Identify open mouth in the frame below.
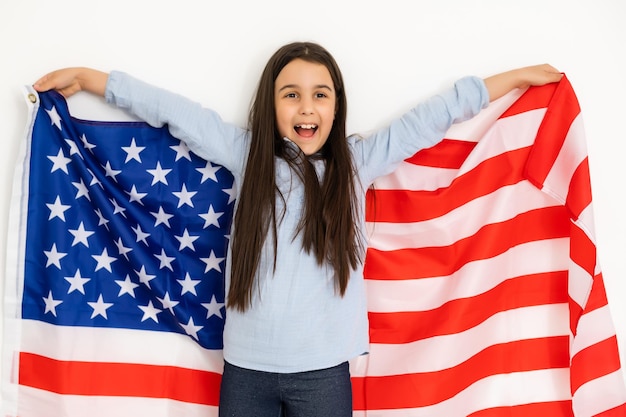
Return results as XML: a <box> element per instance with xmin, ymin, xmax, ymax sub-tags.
<box><xmin>294</xmin><ymin>123</ymin><xmax>318</xmax><ymax>138</ymax></box>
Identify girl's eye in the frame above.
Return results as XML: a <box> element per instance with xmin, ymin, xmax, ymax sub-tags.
<box><xmin>316</xmin><ymin>92</ymin><xmax>327</xmax><ymax>99</ymax></box>
<box><xmin>285</xmin><ymin>92</ymin><xmax>298</xmax><ymax>98</ymax></box>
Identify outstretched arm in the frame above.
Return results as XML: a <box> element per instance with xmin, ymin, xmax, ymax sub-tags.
<box><xmin>484</xmin><ymin>64</ymin><xmax>562</xmax><ymax>102</ymax></box>
<box><xmin>33</xmin><ymin>67</ymin><xmax>109</xmax><ymax>97</ymax></box>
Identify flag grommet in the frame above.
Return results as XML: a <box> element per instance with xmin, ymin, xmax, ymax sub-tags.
<box><xmin>27</xmin><ymin>93</ymin><xmax>37</xmax><ymax>104</ymax></box>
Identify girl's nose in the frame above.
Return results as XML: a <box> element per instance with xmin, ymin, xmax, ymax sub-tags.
<box><xmin>299</xmin><ymin>97</ymin><xmax>314</xmax><ymax>115</ymax></box>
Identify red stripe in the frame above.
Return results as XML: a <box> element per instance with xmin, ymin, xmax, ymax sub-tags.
<box><xmin>18</xmin><ymin>352</ymin><xmax>221</xmax><ymax>406</ymax></box>
<box><xmin>596</xmin><ymin>404</ymin><xmax>626</xmax><ymax>417</ymax></box>
<box><xmin>367</xmin><ymin>146</ymin><xmax>532</xmax><ymax>223</ymax></box>
<box><xmin>566</xmin><ymin>158</ymin><xmax>592</xmax><ymax>220</ymax></box>
<box><xmin>369</xmin><ymin>271</ymin><xmax>567</xmax><ymax>344</ymax></box>
<box><xmin>571</xmin><ymin>336</ymin><xmax>622</xmax><ymax>394</ymax></box>
<box><xmin>364</xmin><ymin>206</ymin><xmax>569</xmax><ymax>280</ymax></box>
<box><xmin>585</xmin><ymin>272</ymin><xmax>609</xmax><ymax>313</ymax></box>
<box><xmin>406</xmin><ymin>139</ymin><xmax>477</xmax><ymax>169</ymax></box>
<box><xmin>467</xmin><ymin>401</ymin><xmax>574</xmax><ymax>417</ymax></box>
<box><xmin>569</xmin><ymin>222</ymin><xmax>596</xmax><ymax>277</ymax></box>
<box><xmin>352</xmin><ymin>336</ymin><xmax>569</xmax><ymax>410</ymax></box>
<box><xmin>500</xmin><ymin>83</ymin><xmax>557</xmax><ymax>119</ymax></box>
<box><xmin>525</xmin><ymin>76</ymin><xmax>581</xmax><ymax>189</ymax></box>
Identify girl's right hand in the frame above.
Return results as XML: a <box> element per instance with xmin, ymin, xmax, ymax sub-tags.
<box><xmin>33</xmin><ymin>67</ymin><xmax>109</xmax><ymax>98</ymax></box>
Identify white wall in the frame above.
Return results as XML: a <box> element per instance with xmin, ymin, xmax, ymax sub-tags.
<box><xmin>1</xmin><ymin>0</ymin><xmax>624</xmax><ymax>384</ymax></box>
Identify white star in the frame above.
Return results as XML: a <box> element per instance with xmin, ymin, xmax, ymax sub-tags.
<box><xmin>173</xmin><ymin>184</ymin><xmax>197</xmax><ymax>208</ymax></box>
<box><xmin>115</xmin><ymin>274</ymin><xmax>139</xmax><ymax>297</ymax></box>
<box><xmin>154</xmin><ymin>248</ymin><xmax>175</xmax><ymax>271</ymax></box>
<box><xmin>102</xmin><ymin>161</ymin><xmax>122</xmax><ymax>181</ymax></box>
<box><xmin>80</xmin><ymin>134</ymin><xmax>96</xmax><ymax>152</ymax></box>
<box><xmin>175</xmin><ymin>228</ymin><xmax>199</xmax><ymax>251</ymax></box>
<box><xmin>65</xmin><ymin>139</ymin><xmax>82</xmax><ymax>158</ymax></box>
<box><xmin>109</xmin><ymin>198</ymin><xmax>127</xmax><ymax>218</ymax></box>
<box><xmin>138</xmin><ymin>300</ymin><xmax>161</xmax><ymax>323</ymax></box>
<box><xmin>158</xmin><ymin>292</ymin><xmax>179</xmax><ymax>315</ymax></box>
<box><xmin>201</xmin><ymin>250</ymin><xmax>225</xmax><ymax>273</ymax></box>
<box><xmin>44</xmin><ymin>243</ymin><xmax>67</xmax><ymax>269</ymax></box>
<box><xmin>88</xmin><ymin>294</ymin><xmax>113</xmax><ymax>319</ymax></box>
<box><xmin>135</xmin><ymin>265</ymin><xmax>157</xmax><ymax>289</ymax></box>
<box><xmin>114</xmin><ymin>238</ymin><xmax>133</xmax><ymax>260</ymax></box>
<box><xmin>132</xmin><ymin>224</ymin><xmax>151</xmax><ymax>245</ymax></box>
<box><xmin>68</xmin><ymin>221</ymin><xmax>95</xmax><ymax>247</ymax></box>
<box><xmin>177</xmin><ymin>273</ymin><xmax>201</xmax><ymax>296</ymax></box>
<box><xmin>92</xmin><ymin>248</ymin><xmax>116</xmax><ymax>272</ymax></box>
<box><xmin>126</xmin><ymin>185</ymin><xmax>147</xmax><ymax>205</ymax></box>
<box><xmin>147</xmin><ymin>162</ymin><xmax>171</xmax><ymax>186</ymax></box>
<box><xmin>43</xmin><ymin>290</ymin><xmax>63</xmax><ymax>316</ymax></box>
<box><xmin>94</xmin><ymin>208</ymin><xmax>110</xmax><ymax>230</ymax></box>
<box><xmin>223</xmin><ymin>186</ymin><xmax>236</xmax><ymax>204</ymax></box>
<box><xmin>47</xmin><ymin>149</ymin><xmax>72</xmax><ymax>174</ymax></box>
<box><xmin>64</xmin><ymin>269</ymin><xmax>91</xmax><ymax>294</ymax></box>
<box><xmin>46</xmin><ymin>196</ymin><xmax>71</xmax><ymax>221</ymax></box>
<box><xmin>202</xmin><ymin>295</ymin><xmax>225</xmax><ymax>319</ymax></box>
<box><xmin>170</xmin><ymin>141</ymin><xmax>192</xmax><ymax>161</ymax></box>
<box><xmin>180</xmin><ymin>317</ymin><xmax>203</xmax><ymax>341</ymax></box>
<box><xmin>196</xmin><ymin>161</ymin><xmax>221</xmax><ymax>183</ymax></box>
<box><xmin>72</xmin><ymin>178</ymin><xmax>91</xmax><ymax>201</ymax></box>
<box><xmin>122</xmin><ymin>138</ymin><xmax>145</xmax><ymax>163</ymax></box>
<box><xmin>150</xmin><ymin>206</ymin><xmax>173</xmax><ymax>228</ymax></box>
<box><xmin>199</xmin><ymin>205</ymin><xmax>224</xmax><ymax>229</ymax></box>
<box><xmin>87</xmin><ymin>168</ymin><xmax>103</xmax><ymax>188</ymax></box>
<box><xmin>46</xmin><ymin>106</ymin><xmax>62</xmax><ymax>130</ymax></box>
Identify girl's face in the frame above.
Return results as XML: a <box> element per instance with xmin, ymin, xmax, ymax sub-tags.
<box><xmin>274</xmin><ymin>58</ymin><xmax>336</xmax><ymax>155</ymax></box>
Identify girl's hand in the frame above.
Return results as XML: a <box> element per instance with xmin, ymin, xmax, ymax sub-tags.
<box><xmin>33</xmin><ymin>67</ymin><xmax>109</xmax><ymax>98</ymax></box>
<box><xmin>484</xmin><ymin>64</ymin><xmax>563</xmax><ymax>102</ymax></box>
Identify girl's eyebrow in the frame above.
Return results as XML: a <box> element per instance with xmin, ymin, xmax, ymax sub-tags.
<box><xmin>277</xmin><ymin>84</ymin><xmax>334</xmax><ymax>92</ymax></box>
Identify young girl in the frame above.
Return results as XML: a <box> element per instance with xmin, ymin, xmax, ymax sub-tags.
<box><xmin>34</xmin><ymin>42</ymin><xmax>562</xmax><ymax>417</ymax></box>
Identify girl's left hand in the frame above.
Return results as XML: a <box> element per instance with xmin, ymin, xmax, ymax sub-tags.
<box><xmin>484</xmin><ymin>64</ymin><xmax>563</xmax><ymax>102</ymax></box>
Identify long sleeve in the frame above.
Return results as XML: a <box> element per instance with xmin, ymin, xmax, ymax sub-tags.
<box><xmin>105</xmin><ymin>71</ymin><xmax>249</xmax><ymax>177</ymax></box>
<box><xmin>353</xmin><ymin>76</ymin><xmax>489</xmax><ymax>184</ymax></box>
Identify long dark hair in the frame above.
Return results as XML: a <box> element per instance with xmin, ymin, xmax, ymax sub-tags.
<box><xmin>228</xmin><ymin>42</ymin><xmax>362</xmax><ymax>312</ymax></box>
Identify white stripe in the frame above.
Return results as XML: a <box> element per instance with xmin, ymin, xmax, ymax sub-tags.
<box><xmin>444</xmin><ymin>88</ymin><xmax>526</xmax><ymax>142</ymax></box>
<box><xmin>575</xmin><ymin>202</ymin><xmax>597</xmax><ymax>245</ymax></box>
<box><xmin>366</xmin><ymin>238</ymin><xmax>570</xmax><ymax>313</ymax></box>
<box><xmin>541</xmin><ymin>114</ymin><xmax>586</xmax><ymax>205</ymax></box>
<box><xmin>457</xmin><ymin>107</ymin><xmax>546</xmax><ymax>177</ymax></box>
<box><xmin>571</xmin><ymin>305</ymin><xmax>619</xmax><ymax>357</ymax></box>
<box><xmin>19</xmin><ymin>320</ymin><xmax>223</xmax><ymax>373</ymax></box>
<box><xmin>568</xmin><ymin>258</ymin><xmax>593</xmax><ymax>313</ymax></box>
<box><xmin>351</xmin><ymin>304</ymin><xmax>569</xmax><ymax>376</ymax></box>
<box><xmin>351</xmin><ymin>369</ymin><xmax>572</xmax><ymax>417</ymax></box>
<box><xmin>372</xmin><ymin>163</ymin><xmax>458</xmax><ymax>191</ymax></box>
<box><xmin>12</xmin><ymin>385</ymin><xmax>217</xmax><ymax>417</ymax></box>
<box><xmin>366</xmin><ymin>181</ymin><xmax>561</xmax><ymax>251</ymax></box>
<box><xmin>2</xmin><ymin>87</ymin><xmax>39</xmax><ymax>417</ymax></box>
<box><xmin>573</xmin><ymin>370</ymin><xmax>626</xmax><ymax>417</ymax></box>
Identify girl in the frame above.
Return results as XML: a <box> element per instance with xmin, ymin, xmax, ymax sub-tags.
<box><xmin>34</xmin><ymin>42</ymin><xmax>562</xmax><ymax>417</ymax></box>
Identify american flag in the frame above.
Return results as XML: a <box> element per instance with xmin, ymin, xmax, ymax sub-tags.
<box><xmin>351</xmin><ymin>76</ymin><xmax>626</xmax><ymax>416</ymax></box>
<box><xmin>3</xmin><ymin>87</ymin><xmax>234</xmax><ymax>416</ymax></box>
<box><xmin>4</xmin><ymin>76</ymin><xmax>626</xmax><ymax>417</ymax></box>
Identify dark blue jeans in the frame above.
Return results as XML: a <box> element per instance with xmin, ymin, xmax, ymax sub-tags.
<box><xmin>219</xmin><ymin>361</ymin><xmax>353</xmax><ymax>417</ymax></box>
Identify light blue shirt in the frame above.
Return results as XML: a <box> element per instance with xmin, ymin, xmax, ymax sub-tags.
<box><xmin>105</xmin><ymin>71</ymin><xmax>489</xmax><ymax>373</ymax></box>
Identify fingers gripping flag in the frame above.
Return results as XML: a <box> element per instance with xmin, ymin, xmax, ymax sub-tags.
<box><xmin>3</xmin><ymin>87</ymin><xmax>234</xmax><ymax>417</ymax></box>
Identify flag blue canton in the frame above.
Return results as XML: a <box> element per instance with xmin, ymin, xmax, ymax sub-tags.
<box><xmin>22</xmin><ymin>90</ymin><xmax>235</xmax><ymax>349</ymax></box>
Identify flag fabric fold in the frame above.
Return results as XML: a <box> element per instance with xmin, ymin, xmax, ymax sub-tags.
<box><xmin>3</xmin><ymin>86</ymin><xmax>233</xmax><ymax>417</ymax></box>
<box><xmin>351</xmin><ymin>76</ymin><xmax>626</xmax><ymax>416</ymax></box>
<box><xmin>3</xmin><ymin>77</ymin><xmax>625</xmax><ymax>417</ymax></box>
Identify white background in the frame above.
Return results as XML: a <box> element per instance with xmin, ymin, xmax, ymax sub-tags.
<box><xmin>1</xmin><ymin>0</ymin><xmax>624</xmax><ymax>386</ymax></box>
